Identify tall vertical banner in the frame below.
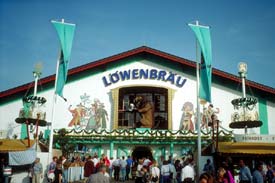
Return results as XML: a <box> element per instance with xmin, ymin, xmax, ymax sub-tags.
<box><xmin>52</xmin><ymin>20</ymin><xmax>76</xmax><ymax>98</ymax></box>
<box><xmin>188</xmin><ymin>24</ymin><xmax>212</xmax><ymax>102</ymax></box>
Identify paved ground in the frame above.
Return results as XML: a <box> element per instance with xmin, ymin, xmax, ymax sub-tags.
<box><xmin>110</xmin><ymin>180</ymin><xmax>135</xmax><ymax>183</ymax></box>
<box><xmin>72</xmin><ymin>178</ymin><xmax>135</xmax><ymax>183</ymax></box>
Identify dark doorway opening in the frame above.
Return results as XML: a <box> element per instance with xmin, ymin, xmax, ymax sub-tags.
<box><xmin>132</xmin><ymin>146</ymin><xmax>153</xmax><ymax>160</ymax></box>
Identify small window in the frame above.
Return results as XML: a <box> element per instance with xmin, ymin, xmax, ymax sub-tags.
<box><xmin>118</xmin><ymin>86</ymin><xmax>168</xmax><ymax>129</ymax></box>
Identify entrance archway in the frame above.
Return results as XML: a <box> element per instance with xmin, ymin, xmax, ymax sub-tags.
<box><xmin>132</xmin><ymin>146</ymin><xmax>153</xmax><ymax>160</ymax></box>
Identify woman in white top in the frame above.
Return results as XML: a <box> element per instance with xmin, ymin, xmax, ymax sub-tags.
<box><xmin>150</xmin><ymin>160</ymin><xmax>160</xmax><ymax>183</ymax></box>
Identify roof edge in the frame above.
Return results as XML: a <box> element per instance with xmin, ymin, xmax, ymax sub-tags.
<box><xmin>1</xmin><ymin>46</ymin><xmax>275</xmax><ymax>99</ymax></box>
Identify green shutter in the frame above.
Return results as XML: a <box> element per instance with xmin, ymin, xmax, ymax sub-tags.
<box><xmin>258</xmin><ymin>98</ymin><xmax>268</xmax><ymax>134</ymax></box>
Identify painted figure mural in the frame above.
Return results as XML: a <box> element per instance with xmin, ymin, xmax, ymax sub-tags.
<box><xmin>68</xmin><ymin>104</ymin><xmax>85</xmax><ymax>127</ymax></box>
<box><xmin>131</xmin><ymin>96</ymin><xmax>154</xmax><ymax>128</ymax></box>
<box><xmin>179</xmin><ymin>102</ymin><xmax>221</xmax><ymax>132</ymax></box>
<box><xmin>67</xmin><ymin>94</ymin><xmax>108</xmax><ymax>130</ymax></box>
<box><xmin>85</xmin><ymin>100</ymin><xmax>99</xmax><ymax>130</ymax></box>
<box><xmin>201</xmin><ymin>104</ymin><xmax>220</xmax><ymax>129</ymax></box>
<box><xmin>180</xmin><ymin>102</ymin><xmax>194</xmax><ymax>131</ymax></box>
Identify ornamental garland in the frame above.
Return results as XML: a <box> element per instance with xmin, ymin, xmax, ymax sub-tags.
<box><xmin>53</xmin><ymin>128</ymin><xmax>232</xmax><ymax>138</ymax></box>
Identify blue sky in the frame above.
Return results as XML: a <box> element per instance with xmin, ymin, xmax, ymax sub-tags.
<box><xmin>1</xmin><ymin>0</ymin><xmax>275</xmax><ymax>92</ymax></box>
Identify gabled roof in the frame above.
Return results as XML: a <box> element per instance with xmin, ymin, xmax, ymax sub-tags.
<box><xmin>1</xmin><ymin>46</ymin><xmax>275</xmax><ymax>101</ymax></box>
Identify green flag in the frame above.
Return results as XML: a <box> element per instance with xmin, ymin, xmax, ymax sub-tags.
<box><xmin>52</xmin><ymin>20</ymin><xmax>76</xmax><ymax>98</ymax></box>
<box><xmin>189</xmin><ymin>23</ymin><xmax>212</xmax><ymax>102</ymax></box>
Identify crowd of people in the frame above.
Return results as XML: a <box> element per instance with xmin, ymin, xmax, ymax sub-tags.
<box><xmin>200</xmin><ymin>159</ymin><xmax>275</xmax><ymax>183</ymax></box>
<box><xmin>24</xmin><ymin>153</ymin><xmax>275</xmax><ymax>183</ymax></box>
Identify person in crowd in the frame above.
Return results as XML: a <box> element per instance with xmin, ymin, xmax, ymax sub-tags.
<box><xmin>174</xmin><ymin>159</ymin><xmax>182</xmax><ymax>183</ymax></box>
<box><xmin>144</xmin><ymin>157</ymin><xmax>152</xmax><ymax>167</ymax></box>
<box><xmin>32</xmin><ymin>157</ymin><xmax>43</xmax><ymax>183</ymax></box>
<box><xmin>150</xmin><ymin>160</ymin><xmax>160</xmax><ymax>183</ymax></box>
<box><xmin>95</xmin><ymin>158</ymin><xmax>105</xmax><ymax>173</ymax></box>
<box><xmin>87</xmin><ymin>164</ymin><xmax>110</xmax><ymax>183</ymax></box>
<box><xmin>222</xmin><ymin>161</ymin><xmax>235</xmax><ymax>183</ymax></box>
<box><xmin>74</xmin><ymin>156</ymin><xmax>82</xmax><ymax>165</ymax></box>
<box><xmin>169</xmin><ymin>162</ymin><xmax>177</xmax><ymax>183</ymax></box>
<box><xmin>84</xmin><ymin>155</ymin><xmax>95</xmax><ymax>182</ymax></box>
<box><xmin>28</xmin><ymin>161</ymin><xmax>34</xmax><ymax>183</ymax></box>
<box><xmin>239</xmin><ymin>159</ymin><xmax>252</xmax><ymax>183</ymax></box>
<box><xmin>48</xmin><ymin>156</ymin><xmax>58</xmax><ymax>182</ymax></box>
<box><xmin>61</xmin><ymin>155</ymin><xmax>71</xmax><ymax>183</ymax></box>
<box><xmin>158</xmin><ymin>156</ymin><xmax>165</xmax><ymax>183</ymax></box>
<box><xmin>109</xmin><ymin>157</ymin><xmax>114</xmax><ymax>178</ymax></box>
<box><xmin>53</xmin><ymin>161</ymin><xmax>63</xmax><ymax>183</ymax></box>
<box><xmin>216</xmin><ymin>167</ymin><xmax>229</xmax><ymax>183</ymax></box>
<box><xmin>181</xmin><ymin>158</ymin><xmax>195</xmax><ymax>183</ymax></box>
<box><xmin>2</xmin><ymin>158</ymin><xmax>11</xmax><ymax>183</ymax></box>
<box><xmin>126</xmin><ymin>155</ymin><xmax>133</xmax><ymax>180</ymax></box>
<box><xmin>203</xmin><ymin>159</ymin><xmax>214</xmax><ymax>176</ymax></box>
<box><xmin>136</xmin><ymin>159</ymin><xmax>145</xmax><ymax>183</ymax></box>
<box><xmin>131</xmin><ymin>158</ymin><xmax>138</xmax><ymax>180</ymax></box>
<box><xmin>265</xmin><ymin>163</ymin><xmax>274</xmax><ymax>183</ymax></box>
<box><xmin>0</xmin><ymin>158</ymin><xmax>5</xmax><ymax>183</ymax></box>
<box><xmin>272</xmin><ymin>165</ymin><xmax>275</xmax><ymax>183</ymax></box>
<box><xmin>161</xmin><ymin>160</ymin><xmax>171</xmax><ymax>183</ymax></box>
<box><xmin>168</xmin><ymin>156</ymin><xmax>173</xmax><ymax>165</ymax></box>
<box><xmin>92</xmin><ymin>154</ymin><xmax>99</xmax><ymax>170</ymax></box>
<box><xmin>225</xmin><ymin>157</ymin><xmax>235</xmax><ymax>177</ymax></box>
<box><xmin>102</xmin><ymin>154</ymin><xmax>110</xmax><ymax>168</ymax></box>
<box><xmin>252</xmin><ymin>162</ymin><xmax>264</xmax><ymax>183</ymax></box>
<box><xmin>199</xmin><ymin>172</ymin><xmax>214</xmax><ymax>183</ymax></box>
<box><xmin>113</xmin><ymin>157</ymin><xmax>121</xmax><ymax>181</ymax></box>
<box><xmin>120</xmin><ymin>156</ymin><xmax>128</xmax><ymax>181</ymax></box>
<box><xmin>142</xmin><ymin>166</ymin><xmax>151</xmax><ymax>183</ymax></box>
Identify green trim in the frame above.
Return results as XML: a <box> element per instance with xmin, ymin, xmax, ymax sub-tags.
<box><xmin>44</xmin><ymin>129</ymin><xmax>50</xmax><ymax>139</ymax></box>
<box><xmin>258</xmin><ymin>98</ymin><xmax>268</xmax><ymax>134</ymax></box>
<box><xmin>110</xmin><ymin>141</ymin><xmax>114</xmax><ymax>158</ymax></box>
<box><xmin>161</xmin><ymin>146</ymin><xmax>166</xmax><ymax>157</ymax></box>
<box><xmin>170</xmin><ymin>143</ymin><xmax>174</xmax><ymax>156</ymax></box>
<box><xmin>20</xmin><ymin>124</ymin><xmax>27</xmax><ymax>139</ymax></box>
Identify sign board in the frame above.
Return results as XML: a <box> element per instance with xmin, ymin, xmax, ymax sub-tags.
<box><xmin>234</xmin><ymin>134</ymin><xmax>275</xmax><ymax>143</ymax></box>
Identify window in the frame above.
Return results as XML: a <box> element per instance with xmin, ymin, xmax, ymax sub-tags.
<box><xmin>118</xmin><ymin>86</ymin><xmax>168</xmax><ymax>129</ymax></box>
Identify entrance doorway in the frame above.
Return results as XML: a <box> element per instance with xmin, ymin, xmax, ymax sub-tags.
<box><xmin>132</xmin><ymin>146</ymin><xmax>153</xmax><ymax>160</ymax></box>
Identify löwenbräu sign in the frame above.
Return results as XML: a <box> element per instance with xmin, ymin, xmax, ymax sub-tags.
<box><xmin>102</xmin><ymin>69</ymin><xmax>187</xmax><ymax>88</ymax></box>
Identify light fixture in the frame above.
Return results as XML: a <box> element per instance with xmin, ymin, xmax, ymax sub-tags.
<box><xmin>33</xmin><ymin>62</ymin><xmax>43</xmax><ymax>77</ymax></box>
<box><xmin>238</xmin><ymin>62</ymin><xmax>247</xmax><ymax>75</ymax></box>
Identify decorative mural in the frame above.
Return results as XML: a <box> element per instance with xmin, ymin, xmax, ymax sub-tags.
<box><xmin>179</xmin><ymin>101</ymin><xmax>221</xmax><ymax>132</ymax></box>
<box><xmin>201</xmin><ymin>104</ymin><xmax>220</xmax><ymax>129</ymax></box>
<box><xmin>180</xmin><ymin>102</ymin><xmax>194</xmax><ymax>131</ymax></box>
<box><xmin>129</xmin><ymin>96</ymin><xmax>154</xmax><ymax>128</ymax></box>
<box><xmin>67</xmin><ymin>93</ymin><xmax>108</xmax><ymax>130</ymax></box>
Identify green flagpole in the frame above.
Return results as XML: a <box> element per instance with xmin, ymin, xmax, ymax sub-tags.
<box><xmin>188</xmin><ymin>20</ymin><xmax>212</xmax><ymax>177</ymax></box>
<box><xmin>195</xmin><ymin>20</ymin><xmax>202</xmax><ymax>177</ymax></box>
<box><xmin>48</xmin><ymin>18</ymin><xmax>76</xmax><ymax>165</ymax></box>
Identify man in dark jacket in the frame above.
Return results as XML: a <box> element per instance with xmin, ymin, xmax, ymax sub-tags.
<box><xmin>84</xmin><ymin>156</ymin><xmax>95</xmax><ymax>182</ymax></box>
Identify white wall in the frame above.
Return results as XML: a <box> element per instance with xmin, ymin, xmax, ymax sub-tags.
<box><xmin>1</xmin><ymin>59</ymin><xmax>275</xmax><ymax>138</ymax></box>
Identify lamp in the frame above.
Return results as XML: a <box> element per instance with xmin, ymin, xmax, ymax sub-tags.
<box><xmin>238</xmin><ymin>62</ymin><xmax>247</xmax><ymax>77</ymax></box>
<box><xmin>33</xmin><ymin>62</ymin><xmax>43</xmax><ymax>78</ymax></box>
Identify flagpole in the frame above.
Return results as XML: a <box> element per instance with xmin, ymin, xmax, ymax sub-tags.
<box><xmin>48</xmin><ymin>19</ymin><xmax>64</xmax><ymax>165</ymax></box>
<box><xmin>195</xmin><ymin>20</ymin><xmax>202</xmax><ymax>177</ymax></box>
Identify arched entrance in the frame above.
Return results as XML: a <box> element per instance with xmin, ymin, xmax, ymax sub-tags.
<box><xmin>132</xmin><ymin>146</ymin><xmax>153</xmax><ymax>160</ymax></box>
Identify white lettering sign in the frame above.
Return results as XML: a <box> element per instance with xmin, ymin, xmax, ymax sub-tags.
<box><xmin>234</xmin><ymin>134</ymin><xmax>275</xmax><ymax>143</ymax></box>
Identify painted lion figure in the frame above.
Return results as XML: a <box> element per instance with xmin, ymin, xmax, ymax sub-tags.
<box><xmin>132</xmin><ymin>96</ymin><xmax>154</xmax><ymax>128</ymax></box>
